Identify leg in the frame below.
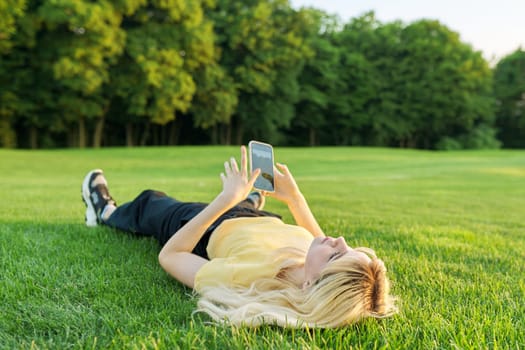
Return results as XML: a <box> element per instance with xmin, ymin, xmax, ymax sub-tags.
<box><xmin>106</xmin><ymin>190</ymin><xmax>267</xmax><ymax>245</ymax></box>
<box><xmin>104</xmin><ymin>189</ymin><xmax>208</xmax><ymax>246</ymax></box>
<box><xmin>82</xmin><ymin>170</ymin><xmax>207</xmax><ymax>245</ymax></box>
<box><xmin>239</xmin><ymin>191</ymin><xmax>265</xmax><ymax>210</ymax></box>
<box><xmin>81</xmin><ymin>170</ymin><xmax>278</xmax><ymax>259</ymax></box>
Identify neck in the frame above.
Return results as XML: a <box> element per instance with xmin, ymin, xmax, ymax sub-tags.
<box><xmin>281</xmin><ymin>265</ymin><xmax>305</xmax><ymax>288</ymax></box>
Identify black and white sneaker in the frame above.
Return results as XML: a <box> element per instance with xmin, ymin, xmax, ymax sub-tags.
<box><xmin>81</xmin><ymin>169</ymin><xmax>116</xmax><ymax>227</ymax></box>
<box><xmin>246</xmin><ymin>191</ymin><xmax>265</xmax><ymax>210</ymax></box>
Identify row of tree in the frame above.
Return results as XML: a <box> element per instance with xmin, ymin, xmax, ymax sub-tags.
<box><xmin>0</xmin><ymin>0</ymin><xmax>524</xmax><ymax>149</ymax></box>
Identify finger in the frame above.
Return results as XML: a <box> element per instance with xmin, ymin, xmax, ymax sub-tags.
<box><xmin>250</xmin><ymin>167</ymin><xmax>261</xmax><ymax>178</ymax></box>
<box><xmin>276</xmin><ymin>162</ymin><xmax>287</xmax><ymax>170</ymax></box>
<box><xmin>273</xmin><ymin>164</ymin><xmax>283</xmax><ymax>176</ymax></box>
<box><xmin>249</xmin><ymin>168</ymin><xmax>261</xmax><ymax>186</ymax></box>
<box><xmin>224</xmin><ymin>161</ymin><xmax>232</xmax><ymax>176</ymax></box>
<box><xmin>230</xmin><ymin>157</ymin><xmax>239</xmax><ymax>173</ymax></box>
<box><xmin>220</xmin><ymin>172</ymin><xmax>226</xmax><ymax>182</ymax></box>
<box><xmin>276</xmin><ymin>163</ymin><xmax>290</xmax><ymax>175</ymax></box>
<box><xmin>264</xmin><ymin>189</ymin><xmax>276</xmax><ymax>198</ymax></box>
<box><xmin>240</xmin><ymin>146</ymin><xmax>247</xmax><ymax>177</ymax></box>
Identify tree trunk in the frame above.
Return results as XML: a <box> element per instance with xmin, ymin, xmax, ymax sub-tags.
<box><xmin>126</xmin><ymin>123</ymin><xmax>134</xmax><ymax>147</ymax></box>
<box><xmin>93</xmin><ymin>115</ymin><xmax>105</xmax><ymax>148</ymax></box>
<box><xmin>235</xmin><ymin>119</ymin><xmax>243</xmax><ymax>145</ymax></box>
<box><xmin>152</xmin><ymin>124</ymin><xmax>159</xmax><ymax>145</ymax></box>
<box><xmin>225</xmin><ymin>123</ymin><xmax>232</xmax><ymax>145</ymax></box>
<box><xmin>67</xmin><ymin>126</ymin><xmax>76</xmax><ymax>147</ymax></box>
<box><xmin>78</xmin><ymin>117</ymin><xmax>86</xmax><ymax>148</ymax></box>
<box><xmin>0</xmin><ymin>120</ymin><xmax>16</xmax><ymax>148</ymax></box>
<box><xmin>140</xmin><ymin>122</ymin><xmax>150</xmax><ymax>146</ymax></box>
<box><xmin>168</xmin><ymin>118</ymin><xmax>181</xmax><ymax>145</ymax></box>
<box><xmin>423</xmin><ymin>137</ymin><xmax>430</xmax><ymax>149</ymax></box>
<box><xmin>309</xmin><ymin>127</ymin><xmax>316</xmax><ymax>146</ymax></box>
<box><xmin>171</xmin><ymin>118</ymin><xmax>182</xmax><ymax>145</ymax></box>
<box><xmin>211</xmin><ymin>125</ymin><xmax>218</xmax><ymax>145</ymax></box>
<box><xmin>160</xmin><ymin>124</ymin><xmax>167</xmax><ymax>145</ymax></box>
<box><xmin>30</xmin><ymin>126</ymin><xmax>38</xmax><ymax>149</ymax></box>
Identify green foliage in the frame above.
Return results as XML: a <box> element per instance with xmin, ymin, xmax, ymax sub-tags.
<box><xmin>0</xmin><ymin>3</ymin><xmax>519</xmax><ymax>148</ymax></box>
<box><xmin>209</xmin><ymin>0</ymin><xmax>311</xmax><ymax>143</ymax></box>
<box><xmin>333</xmin><ymin>14</ymin><xmax>404</xmax><ymax>146</ymax></box>
<box><xmin>292</xmin><ymin>9</ymin><xmax>340</xmax><ymax>146</ymax></box>
<box><xmin>436</xmin><ymin>125</ymin><xmax>501</xmax><ymax>150</ymax></box>
<box><xmin>0</xmin><ymin>0</ymin><xmax>128</xmax><ymax>147</ymax></box>
<box><xmin>1</xmin><ymin>147</ymin><xmax>524</xmax><ymax>348</ymax></box>
<box><xmin>0</xmin><ymin>91</ymin><xmax>17</xmax><ymax>147</ymax></box>
<box><xmin>112</xmin><ymin>0</ymin><xmax>214</xmax><ymax>127</ymax></box>
<box><xmin>397</xmin><ymin>20</ymin><xmax>495</xmax><ymax>149</ymax></box>
<box><xmin>0</xmin><ymin>0</ymin><xmax>33</xmax><ymax>146</ymax></box>
<box><xmin>38</xmin><ymin>1</ymin><xmax>125</xmax><ymax>93</ymax></box>
<box><xmin>493</xmin><ymin>49</ymin><xmax>525</xmax><ymax>148</ymax></box>
<box><xmin>460</xmin><ymin>124</ymin><xmax>501</xmax><ymax>149</ymax></box>
<box><xmin>435</xmin><ymin>136</ymin><xmax>463</xmax><ymax>151</ymax></box>
<box><xmin>333</xmin><ymin>14</ymin><xmax>497</xmax><ymax>149</ymax></box>
<box><xmin>0</xmin><ymin>0</ymin><xmax>27</xmax><ymax>53</ymax></box>
<box><xmin>190</xmin><ymin>63</ymin><xmax>238</xmax><ymax>129</ymax></box>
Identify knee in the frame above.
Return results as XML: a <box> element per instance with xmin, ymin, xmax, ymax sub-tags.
<box><xmin>139</xmin><ymin>189</ymin><xmax>167</xmax><ymax>199</ymax></box>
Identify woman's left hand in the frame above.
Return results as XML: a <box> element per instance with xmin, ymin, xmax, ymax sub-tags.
<box><xmin>219</xmin><ymin>146</ymin><xmax>260</xmax><ymax>206</ymax></box>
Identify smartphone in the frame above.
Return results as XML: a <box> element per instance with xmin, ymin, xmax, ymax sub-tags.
<box><xmin>249</xmin><ymin>140</ymin><xmax>275</xmax><ymax>192</ymax></box>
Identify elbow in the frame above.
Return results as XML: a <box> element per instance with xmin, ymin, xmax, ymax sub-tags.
<box><xmin>158</xmin><ymin>249</ymin><xmax>168</xmax><ymax>269</ymax></box>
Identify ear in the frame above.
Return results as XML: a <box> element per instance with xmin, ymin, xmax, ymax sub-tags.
<box><xmin>302</xmin><ymin>280</ymin><xmax>312</xmax><ymax>290</ymax></box>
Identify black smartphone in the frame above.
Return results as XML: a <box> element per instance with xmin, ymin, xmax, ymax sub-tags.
<box><xmin>249</xmin><ymin>140</ymin><xmax>275</xmax><ymax>192</ymax></box>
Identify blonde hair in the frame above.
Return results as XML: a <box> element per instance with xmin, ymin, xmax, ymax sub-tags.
<box><xmin>195</xmin><ymin>247</ymin><xmax>397</xmax><ymax>328</ymax></box>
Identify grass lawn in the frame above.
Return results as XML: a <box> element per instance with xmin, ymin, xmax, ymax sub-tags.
<box><xmin>1</xmin><ymin>146</ymin><xmax>524</xmax><ymax>349</ymax></box>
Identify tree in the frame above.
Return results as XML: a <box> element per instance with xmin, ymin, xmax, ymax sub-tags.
<box><xmin>0</xmin><ymin>0</ymin><xmax>26</xmax><ymax>54</ymax></box>
<box><xmin>110</xmin><ymin>0</ymin><xmax>216</xmax><ymax>146</ymax></box>
<box><xmin>190</xmin><ymin>63</ymin><xmax>238</xmax><ymax>144</ymax></box>
<box><xmin>333</xmin><ymin>13</ymin><xmax>404</xmax><ymax>146</ymax></box>
<box><xmin>396</xmin><ymin>20</ymin><xmax>496</xmax><ymax>149</ymax></box>
<box><xmin>0</xmin><ymin>0</ymin><xmax>27</xmax><ymax>147</ymax></box>
<box><xmin>290</xmin><ymin>9</ymin><xmax>340</xmax><ymax>146</ymax></box>
<box><xmin>209</xmin><ymin>0</ymin><xmax>310</xmax><ymax>144</ymax></box>
<box><xmin>10</xmin><ymin>0</ymin><xmax>127</xmax><ymax>148</ymax></box>
<box><xmin>493</xmin><ymin>49</ymin><xmax>525</xmax><ymax>148</ymax></box>
<box><xmin>333</xmin><ymin>14</ymin><xmax>496</xmax><ymax>149</ymax></box>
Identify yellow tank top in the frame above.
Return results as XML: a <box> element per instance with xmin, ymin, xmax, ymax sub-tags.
<box><xmin>194</xmin><ymin>216</ymin><xmax>313</xmax><ymax>291</ymax></box>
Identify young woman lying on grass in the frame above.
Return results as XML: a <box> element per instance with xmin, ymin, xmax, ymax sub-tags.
<box><xmin>81</xmin><ymin>146</ymin><xmax>397</xmax><ymax>328</ymax></box>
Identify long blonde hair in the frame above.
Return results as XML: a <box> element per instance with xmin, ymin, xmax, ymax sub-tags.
<box><xmin>195</xmin><ymin>247</ymin><xmax>397</xmax><ymax>328</ymax></box>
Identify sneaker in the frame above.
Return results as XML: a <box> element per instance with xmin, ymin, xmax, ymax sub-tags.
<box><xmin>81</xmin><ymin>169</ymin><xmax>116</xmax><ymax>227</ymax></box>
<box><xmin>246</xmin><ymin>191</ymin><xmax>265</xmax><ymax>210</ymax></box>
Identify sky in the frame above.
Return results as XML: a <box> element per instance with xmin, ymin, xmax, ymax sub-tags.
<box><xmin>290</xmin><ymin>0</ymin><xmax>525</xmax><ymax>64</ymax></box>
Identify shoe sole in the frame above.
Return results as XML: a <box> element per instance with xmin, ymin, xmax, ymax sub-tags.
<box><xmin>82</xmin><ymin>169</ymin><xmax>103</xmax><ymax>227</ymax></box>
<box><xmin>248</xmin><ymin>192</ymin><xmax>265</xmax><ymax>210</ymax></box>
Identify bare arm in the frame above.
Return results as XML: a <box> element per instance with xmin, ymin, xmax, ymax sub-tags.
<box><xmin>158</xmin><ymin>146</ymin><xmax>260</xmax><ymax>288</ymax></box>
<box><xmin>286</xmin><ymin>190</ymin><xmax>325</xmax><ymax>238</ymax></box>
<box><xmin>265</xmin><ymin>163</ymin><xmax>325</xmax><ymax>238</ymax></box>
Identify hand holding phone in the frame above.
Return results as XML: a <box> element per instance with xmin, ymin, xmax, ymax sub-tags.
<box><xmin>249</xmin><ymin>140</ymin><xmax>275</xmax><ymax>192</ymax></box>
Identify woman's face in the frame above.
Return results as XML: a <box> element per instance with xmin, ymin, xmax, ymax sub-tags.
<box><xmin>303</xmin><ymin>236</ymin><xmax>371</xmax><ymax>286</ymax></box>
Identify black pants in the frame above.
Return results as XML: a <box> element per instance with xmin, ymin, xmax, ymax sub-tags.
<box><xmin>104</xmin><ymin>190</ymin><xmax>280</xmax><ymax>259</ymax></box>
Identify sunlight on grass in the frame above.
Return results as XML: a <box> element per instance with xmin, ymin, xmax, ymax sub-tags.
<box><xmin>0</xmin><ymin>147</ymin><xmax>524</xmax><ymax>349</ymax></box>
<box><xmin>482</xmin><ymin>167</ymin><xmax>525</xmax><ymax>176</ymax></box>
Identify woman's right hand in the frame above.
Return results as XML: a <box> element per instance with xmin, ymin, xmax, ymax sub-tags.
<box><xmin>264</xmin><ymin>163</ymin><xmax>302</xmax><ymax>205</ymax></box>
<box><xmin>219</xmin><ymin>146</ymin><xmax>260</xmax><ymax>206</ymax></box>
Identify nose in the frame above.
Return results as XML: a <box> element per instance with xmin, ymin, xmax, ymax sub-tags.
<box><xmin>334</xmin><ymin>236</ymin><xmax>346</xmax><ymax>247</ymax></box>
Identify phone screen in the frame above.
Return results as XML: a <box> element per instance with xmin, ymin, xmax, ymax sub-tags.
<box><xmin>249</xmin><ymin>141</ymin><xmax>275</xmax><ymax>192</ymax></box>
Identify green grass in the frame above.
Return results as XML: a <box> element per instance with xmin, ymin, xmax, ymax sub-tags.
<box><xmin>1</xmin><ymin>146</ymin><xmax>524</xmax><ymax>349</ymax></box>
